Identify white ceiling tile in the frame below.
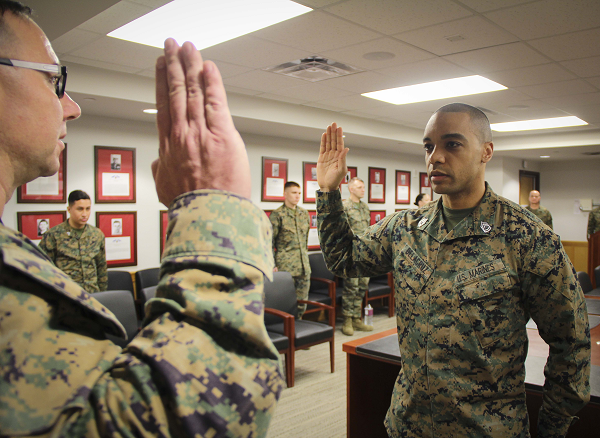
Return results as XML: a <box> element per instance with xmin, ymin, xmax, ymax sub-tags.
<box><xmin>376</xmin><ymin>58</ymin><xmax>471</xmax><ymax>87</ymax></box>
<box><xmin>69</xmin><ymin>36</ymin><xmax>162</xmax><ymax>70</ymax></box>
<box><xmin>561</xmin><ymin>57</ymin><xmax>600</xmax><ymax>78</ymax></box>
<box><xmin>320</xmin><ymin>37</ymin><xmax>435</xmax><ymax>70</ymax></box>
<box><xmin>569</xmin><ymin>103</ymin><xmax>600</xmax><ymax>124</ymax></box>
<box><xmin>250</xmin><ymin>10</ymin><xmax>380</xmax><ymax>53</ymax></box>
<box><xmin>52</xmin><ymin>28</ymin><xmax>104</xmax><ymax>55</ymax></box>
<box><xmin>210</xmin><ymin>61</ymin><xmax>253</xmax><ymax>79</ymax></box>
<box><xmin>127</xmin><ymin>0</ymin><xmax>172</xmax><ymax>7</ymax></box>
<box><xmin>541</xmin><ymin>92</ymin><xmax>600</xmax><ymax>108</ymax></box>
<box><xmin>516</xmin><ymin>79</ymin><xmax>597</xmax><ymax>99</ymax></box>
<box><xmin>315</xmin><ymin>94</ymin><xmax>390</xmax><ymax>111</ymax></box>
<box><xmin>224</xmin><ymin>86</ymin><xmax>261</xmax><ymax>96</ymax></box>
<box><xmin>341</xmin><ymin>110</ymin><xmax>381</xmax><ymax>120</ymax></box>
<box><xmin>443</xmin><ymin>43</ymin><xmax>549</xmax><ymax>73</ymax></box>
<box><xmin>301</xmin><ymin>101</ymin><xmax>349</xmax><ymax>112</ymax></box>
<box><xmin>484</xmin><ymin>0</ymin><xmax>600</xmax><ymax>40</ymax></box>
<box><xmin>325</xmin><ymin>0</ymin><xmax>472</xmax><ymax>35</ymax></box>
<box><xmin>77</xmin><ymin>1</ymin><xmax>153</xmax><ymax>34</ymax></box>
<box><xmin>256</xmin><ymin>93</ymin><xmax>309</xmax><ymax>105</ymax></box>
<box><xmin>528</xmin><ymin>28</ymin><xmax>600</xmax><ymax>62</ymax></box>
<box><xmin>223</xmin><ymin>70</ymin><xmax>306</xmax><ymax>94</ymax></box>
<box><xmin>201</xmin><ymin>36</ymin><xmax>311</xmax><ymax>69</ymax></box>
<box><xmin>136</xmin><ymin>68</ymin><xmax>155</xmax><ymax>78</ymax></box>
<box><xmin>455</xmin><ymin>0</ymin><xmax>533</xmax><ymax>13</ymax></box>
<box><xmin>326</xmin><ymin>71</ymin><xmax>404</xmax><ymax>93</ymax></box>
<box><xmin>395</xmin><ymin>16</ymin><xmax>518</xmax><ymax>56</ymax></box>
<box><xmin>271</xmin><ymin>82</ymin><xmax>354</xmax><ymax>101</ymax></box>
<box><xmin>294</xmin><ymin>0</ymin><xmax>347</xmax><ymax>7</ymax></box>
<box><xmin>60</xmin><ymin>54</ymin><xmax>142</xmax><ymax>74</ymax></box>
<box><xmin>486</xmin><ymin>63</ymin><xmax>576</xmax><ymax>87</ymax></box>
<box><xmin>585</xmin><ymin>77</ymin><xmax>600</xmax><ymax>89</ymax></box>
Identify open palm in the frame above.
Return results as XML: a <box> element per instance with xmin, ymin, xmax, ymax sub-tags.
<box><xmin>316</xmin><ymin>123</ymin><xmax>349</xmax><ymax>191</ymax></box>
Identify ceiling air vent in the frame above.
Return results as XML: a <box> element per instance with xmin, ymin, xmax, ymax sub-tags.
<box><xmin>263</xmin><ymin>56</ymin><xmax>363</xmax><ymax>82</ymax></box>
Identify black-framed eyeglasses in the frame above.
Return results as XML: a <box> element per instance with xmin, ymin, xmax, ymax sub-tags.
<box><xmin>0</xmin><ymin>58</ymin><xmax>67</xmax><ymax>98</ymax></box>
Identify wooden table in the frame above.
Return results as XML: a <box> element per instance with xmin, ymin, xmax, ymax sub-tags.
<box><xmin>343</xmin><ymin>317</ymin><xmax>600</xmax><ymax>438</ymax></box>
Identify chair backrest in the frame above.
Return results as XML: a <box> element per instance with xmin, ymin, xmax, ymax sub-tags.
<box><xmin>577</xmin><ymin>271</ymin><xmax>593</xmax><ymax>293</ymax></box>
<box><xmin>595</xmin><ymin>265</ymin><xmax>600</xmax><ymax>288</ymax></box>
<box><xmin>93</xmin><ymin>290</ymin><xmax>139</xmax><ymax>342</ymax></box>
<box><xmin>135</xmin><ymin>267</ymin><xmax>160</xmax><ymax>291</ymax></box>
<box><xmin>264</xmin><ymin>271</ymin><xmax>298</xmax><ymax>323</ymax></box>
<box><xmin>107</xmin><ymin>270</ymin><xmax>134</xmax><ymax>293</ymax></box>
<box><xmin>309</xmin><ymin>253</ymin><xmax>335</xmax><ymax>281</ymax></box>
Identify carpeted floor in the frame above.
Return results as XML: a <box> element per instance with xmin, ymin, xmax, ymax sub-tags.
<box><xmin>267</xmin><ymin>305</ymin><xmax>397</xmax><ymax>438</ymax></box>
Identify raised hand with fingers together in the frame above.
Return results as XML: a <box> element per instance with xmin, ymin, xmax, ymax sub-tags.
<box><xmin>316</xmin><ymin>122</ymin><xmax>349</xmax><ymax>192</ymax></box>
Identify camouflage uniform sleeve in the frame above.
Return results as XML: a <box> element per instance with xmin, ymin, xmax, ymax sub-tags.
<box><xmin>269</xmin><ymin>209</ymin><xmax>280</xmax><ymax>255</ymax></box>
<box><xmin>522</xmin><ymin>231</ymin><xmax>591</xmax><ymax>437</ymax></box>
<box><xmin>317</xmin><ymin>190</ymin><xmax>393</xmax><ymax>278</ymax></box>
<box><xmin>95</xmin><ymin>230</ymin><xmax>108</xmax><ymax>291</ymax></box>
<box><xmin>38</xmin><ymin>229</ymin><xmax>56</xmax><ymax>263</ymax></box>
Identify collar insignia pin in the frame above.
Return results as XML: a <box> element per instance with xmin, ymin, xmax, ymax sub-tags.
<box><xmin>480</xmin><ymin>222</ymin><xmax>492</xmax><ymax>233</ymax></box>
<box><xmin>418</xmin><ymin>217</ymin><xmax>428</xmax><ymax>228</ymax></box>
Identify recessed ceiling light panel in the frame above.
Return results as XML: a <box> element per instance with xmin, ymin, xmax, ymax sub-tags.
<box><xmin>491</xmin><ymin>116</ymin><xmax>588</xmax><ymax>132</ymax></box>
<box><xmin>361</xmin><ymin>75</ymin><xmax>506</xmax><ymax>105</ymax></box>
<box><xmin>108</xmin><ymin>0</ymin><xmax>312</xmax><ymax>50</ymax></box>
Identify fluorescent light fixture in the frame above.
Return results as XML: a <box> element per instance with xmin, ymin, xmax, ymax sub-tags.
<box><xmin>108</xmin><ymin>0</ymin><xmax>312</xmax><ymax>50</ymax></box>
<box><xmin>143</xmin><ymin>108</ymin><xmax>158</xmax><ymax>114</ymax></box>
<box><xmin>540</xmin><ymin>155</ymin><xmax>550</xmax><ymax>158</ymax></box>
<box><xmin>361</xmin><ymin>75</ymin><xmax>506</xmax><ymax>105</ymax></box>
<box><xmin>491</xmin><ymin>116</ymin><xmax>588</xmax><ymax>132</ymax></box>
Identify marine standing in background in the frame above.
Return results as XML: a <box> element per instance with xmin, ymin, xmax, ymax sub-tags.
<box><xmin>315</xmin><ymin>104</ymin><xmax>589</xmax><ymax>437</ymax></box>
<box><xmin>39</xmin><ymin>190</ymin><xmax>107</xmax><ymax>292</ymax></box>
<box><xmin>414</xmin><ymin>193</ymin><xmax>431</xmax><ymax>208</ymax></box>
<box><xmin>270</xmin><ymin>181</ymin><xmax>311</xmax><ymax>317</ymax></box>
<box><xmin>341</xmin><ymin>177</ymin><xmax>373</xmax><ymax>335</ymax></box>
<box><xmin>526</xmin><ymin>189</ymin><xmax>553</xmax><ymax>229</ymax></box>
<box><xmin>588</xmin><ymin>206</ymin><xmax>600</xmax><ymax>238</ymax></box>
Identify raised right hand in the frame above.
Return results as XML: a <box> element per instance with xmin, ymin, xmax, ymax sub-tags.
<box><xmin>316</xmin><ymin>123</ymin><xmax>349</xmax><ymax>192</ymax></box>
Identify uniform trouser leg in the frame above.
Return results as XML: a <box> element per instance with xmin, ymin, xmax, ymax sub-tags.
<box><xmin>293</xmin><ymin>273</ymin><xmax>310</xmax><ymax>318</ymax></box>
<box><xmin>342</xmin><ymin>277</ymin><xmax>369</xmax><ymax>318</ymax></box>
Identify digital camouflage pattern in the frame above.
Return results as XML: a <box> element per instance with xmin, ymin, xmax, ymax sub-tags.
<box><xmin>269</xmin><ymin>204</ymin><xmax>311</xmax><ymax>277</ymax></box>
<box><xmin>588</xmin><ymin>206</ymin><xmax>600</xmax><ymax>237</ymax></box>
<box><xmin>292</xmin><ymin>273</ymin><xmax>310</xmax><ymax>316</ymax></box>
<box><xmin>317</xmin><ymin>184</ymin><xmax>590</xmax><ymax>438</ymax></box>
<box><xmin>0</xmin><ymin>190</ymin><xmax>283</xmax><ymax>437</ymax></box>
<box><xmin>342</xmin><ymin>198</ymin><xmax>371</xmax><ymax>318</ymax></box>
<box><xmin>38</xmin><ymin>221</ymin><xmax>108</xmax><ymax>292</ymax></box>
<box><xmin>525</xmin><ymin>205</ymin><xmax>553</xmax><ymax>229</ymax></box>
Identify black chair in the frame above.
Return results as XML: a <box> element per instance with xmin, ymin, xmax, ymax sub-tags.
<box><xmin>107</xmin><ymin>270</ymin><xmax>134</xmax><ymax>295</ymax></box>
<box><xmin>93</xmin><ymin>290</ymin><xmax>139</xmax><ymax>347</ymax></box>
<box><xmin>364</xmin><ymin>272</ymin><xmax>394</xmax><ymax>318</ymax></box>
<box><xmin>135</xmin><ymin>267</ymin><xmax>160</xmax><ymax>292</ymax></box>
<box><xmin>595</xmin><ymin>265</ymin><xmax>600</xmax><ymax>289</ymax></box>
<box><xmin>264</xmin><ymin>271</ymin><xmax>335</xmax><ymax>387</ymax></box>
<box><xmin>307</xmin><ymin>252</ymin><xmax>343</xmax><ymax>315</ymax></box>
<box><xmin>138</xmin><ymin>285</ymin><xmax>158</xmax><ymax>318</ymax></box>
<box><xmin>577</xmin><ymin>270</ymin><xmax>600</xmax><ymax>298</ymax></box>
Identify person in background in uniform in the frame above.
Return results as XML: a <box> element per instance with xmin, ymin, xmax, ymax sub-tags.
<box><xmin>0</xmin><ymin>2</ymin><xmax>282</xmax><ymax>436</ymax></box>
<box><xmin>315</xmin><ymin>104</ymin><xmax>590</xmax><ymax>437</ymax></box>
<box><xmin>526</xmin><ymin>189</ymin><xmax>553</xmax><ymax>229</ymax></box>
<box><xmin>39</xmin><ymin>190</ymin><xmax>107</xmax><ymax>292</ymax></box>
<box><xmin>414</xmin><ymin>192</ymin><xmax>431</xmax><ymax>208</ymax></box>
<box><xmin>588</xmin><ymin>205</ymin><xmax>600</xmax><ymax>238</ymax></box>
<box><xmin>340</xmin><ymin>177</ymin><xmax>372</xmax><ymax>335</ymax></box>
<box><xmin>269</xmin><ymin>181</ymin><xmax>311</xmax><ymax>317</ymax></box>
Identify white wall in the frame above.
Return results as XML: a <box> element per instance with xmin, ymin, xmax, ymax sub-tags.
<box><xmin>4</xmin><ymin>114</ymin><xmax>597</xmax><ymax>269</ymax></box>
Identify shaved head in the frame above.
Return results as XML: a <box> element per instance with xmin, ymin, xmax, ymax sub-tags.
<box><xmin>434</xmin><ymin>103</ymin><xmax>492</xmax><ymax>144</ymax></box>
<box><xmin>0</xmin><ymin>1</ymin><xmax>32</xmax><ymax>49</ymax></box>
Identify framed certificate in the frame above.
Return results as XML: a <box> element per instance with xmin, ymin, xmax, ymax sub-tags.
<box><xmin>17</xmin><ymin>145</ymin><xmax>67</xmax><ymax>203</ymax></box>
<box><xmin>419</xmin><ymin>172</ymin><xmax>432</xmax><ymax>199</ymax></box>
<box><xmin>95</xmin><ymin>146</ymin><xmax>136</xmax><ymax>203</ymax></box>
<box><xmin>303</xmin><ymin>162</ymin><xmax>320</xmax><ymax>203</ymax></box>
<box><xmin>96</xmin><ymin>211</ymin><xmax>137</xmax><ymax>267</ymax></box>
<box><xmin>160</xmin><ymin>210</ymin><xmax>168</xmax><ymax>257</ymax></box>
<box><xmin>308</xmin><ymin>210</ymin><xmax>319</xmax><ymax>250</ymax></box>
<box><xmin>368</xmin><ymin>167</ymin><xmax>386</xmax><ymax>203</ymax></box>
<box><xmin>340</xmin><ymin>166</ymin><xmax>358</xmax><ymax>200</ymax></box>
<box><xmin>370</xmin><ymin>210</ymin><xmax>386</xmax><ymax>225</ymax></box>
<box><xmin>261</xmin><ymin>157</ymin><xmax>288</xmax><ymax>202</ymax></box>
<box><xmin>17</xmin><ymin>211</ymin><xmax>66</xmax><ymax>245</ymax></box>
<box><xmin>395</xmin><ymin>170</ymin><xmax>411</xmax><ymax>205</ymax></box>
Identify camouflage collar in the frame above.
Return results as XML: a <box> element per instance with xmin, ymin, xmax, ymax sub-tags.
<box><xmin>417</xmin><ymin>183</ymin><xmax>498</xmax><ymax>242</ymax></box>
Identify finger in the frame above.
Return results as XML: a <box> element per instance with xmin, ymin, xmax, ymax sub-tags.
<box><xmin>155</xmin><ymin>55</ymin><xmax>170</xmax><ymax>154</ymax></box>
<box><xmin>180</xmin><ymin>42</ymin><xmax>205</xmax><ymax>134</ymax></box>
<box><xmin>164</xmin><ymin>38</ymin><xmax>187</xmax><ymax>134</ymax></box>
<box><xmin>336</xmin><ymin>126</ymin><xmax>344</xmax><ymax>151</ymax></box>
<box><xmin>203</xmin><ymin>60</ymin><xmax>236</xmax><ymax>135</ymax></box>
<box><xmin>319</xmin><ymin>132</ymin><xmax>327</xmax><ymax>156</ymax></box>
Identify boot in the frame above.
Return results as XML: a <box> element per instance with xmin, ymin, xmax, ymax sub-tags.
<box><xmin>353</xmin><ymin>317</ymin><xmax>373</xmax><ymax>331</ymax></box>
<box><xmin>342</xmin><ymin>317</ymin><xmax>354</xmax><ymax>336</ymax></box>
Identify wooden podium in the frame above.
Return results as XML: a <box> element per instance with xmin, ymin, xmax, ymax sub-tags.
<box><xmin>589</xmin><ymin>231</ymin><xmax>600</xmax><ymax>288</ymax></box>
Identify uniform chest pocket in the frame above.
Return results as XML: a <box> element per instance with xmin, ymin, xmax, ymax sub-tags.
<box><xmin>456</xmin><ymin>267</ymin><xmax>515</xmax><ymax>349</ymax></box>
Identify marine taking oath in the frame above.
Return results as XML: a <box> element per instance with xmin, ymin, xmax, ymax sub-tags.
<box><xmin>315</xmin><ymin>104</ymin><xmax>590</xmax><ymax>437</ymax></box>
